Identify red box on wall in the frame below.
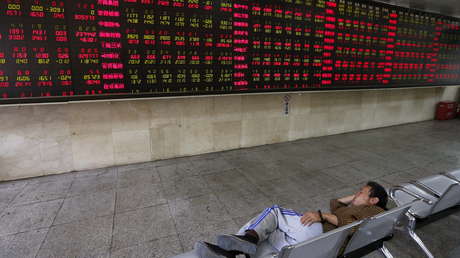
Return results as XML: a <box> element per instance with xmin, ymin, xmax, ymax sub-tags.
<box><xmin>436</xmin><ymin>101</ymin><xmax>458</xmax><ymax>120</ymax></box>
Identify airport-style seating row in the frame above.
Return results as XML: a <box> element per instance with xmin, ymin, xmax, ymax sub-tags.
<box><xmin>278</xmin><ymin>203</ymin><xmax>412</xmax><ymax>258</ymax></box>
<box><xmin>172</xmin><ymin>169</ymin><xmax>460</xmax><ymax>258</ymax></box>
<box><xmin>173</xmin><ymin>202</ymin><xmax>413</xmax><ymax>258</ymax></box>
<box><xmin>389</xmin><ymin>169</ymin><xmax>460</xmax><ymax>258</ymax></box>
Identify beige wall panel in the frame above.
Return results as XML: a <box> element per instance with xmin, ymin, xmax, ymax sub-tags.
<box><xmin>212</xmin><ymin>121</ymin><xmax>242</xmax><ymax>151</ymax></box>
<box><xmin>288</xmin><ymin>114</ymin><xmax>311</xmax><ymax>141</ymax></box>
<box><xmin>71</xmin><ymin>133</ymin><xmax>114</xmax><ymax>171</ymax></box>
<box><xmin>179</xmin><ymin>119</ymin><xmax>214</xmax><ymax>156</ymax></box>
<box><xmin>68</xmin><ymin>102</ymin><xmax>112</xmax><ymax>135</ymax></box>
<box><xmin>242</xmin><ymin>94</ymin><xmax>284</xmax><ymax>120</ymax></box>
<box><xmin>265</xmin><ymin>117</ymin><xmax>290</xmax><ymax>144</ymax></box>
<box><xmin>360</xmin><ymin>91</ymin><xmax>378</xmax><ymax>130</ymax></box>
<box><xmin>150</xmin><ymin>98</ymin><xmax>184</xmax><ymax>126</ymax></box>
<box><xmin>440</xmin><ymin>85</ymin><xmax>460</xmax><ymax>101</ymax></box>
<box><xmin>289</xmin><ymin>94</ymin><xmax>311</xmax><ymax>116</ymax></box>
<box><xmin>211</xmin><ymin>95</ymin><xmax>243</xmax><ymax>122</ymax></box>
<box><xmin>39</xmin><ymin>136</ymin><xmax>74</xmax><ymax>175</ymax></box>
<box><xmin>0</xmin><ymin>134</ymin><xmax>43</xmax><ymax>181</ymax></box>
<box><xmin>113</xmin><ymin>130</ymin><xmax>151</xmax><ymax>165</ymax></box>
<box><xmin>307</xmin><ymin>112</ymin><xmax>329</xmax><ymax>138</ymax></box>
<box><xmin>1</xmin><ymin>86</ymin><xmax>458</xmax><ymax>181</ymax></box>
<box><xmin>111</xmin><ymin>101</ymin><xmax>151</xmax><ymax>133</ymax></box>
<box><xmin>241</xmin><ymin>118</ymin><xmax>270</xmax><ymax>147</ymax></box>
<box><xmin>150</xmin><ymin>124</ymin><xmax>182</xmax><ymax>160</ymax></box>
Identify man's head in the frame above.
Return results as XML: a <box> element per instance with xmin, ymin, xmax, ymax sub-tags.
<box><xmin>351</xmin><ymin>181</ymin><xmax>388</xmax><ymax>210</ymax></box>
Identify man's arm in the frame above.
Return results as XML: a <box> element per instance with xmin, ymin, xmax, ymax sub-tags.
<box><xmin>337</xmin><ymin>195</ymin><xmax>355</xmax><ymax>205</ymax></box>
<box><xmin>330</xmin><ymin>194</ymin><xmax>355</xmax><ymax>213</ymax></box>
<box><xmin>302</xmin><ymin>194</ymin><xmax>355</xmax><ymax>226</ymax></box>
<box><xmin>300</xmin><ymin>212</ymin><xmax>338</xmax><ymax>226</ymax></box>
<box><xmin>321</xmin><ymin>213</ymin><xmax>338</xmax><ymax>226</ymax></box>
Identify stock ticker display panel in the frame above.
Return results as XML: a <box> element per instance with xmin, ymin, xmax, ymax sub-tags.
<box><xmin>0</xmin><ymin>0</ymin><xmax>460</xmax><ymax>104</ymax></box>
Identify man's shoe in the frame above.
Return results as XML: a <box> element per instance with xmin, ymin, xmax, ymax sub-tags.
<box><xmin>195</xmin><ymin>241</ymin><xmax>236</xmax><ymax>258</ymax></box>
<box><xmin>216</xmin><ymin>234</ymin><xmax>257</xmax><ymax>255</ymax></box>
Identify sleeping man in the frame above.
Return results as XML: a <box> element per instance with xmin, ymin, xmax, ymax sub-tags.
<box><xmin>195</xmin><ymin>181</ymin><xmax>388</xmax><ymax>258</ymax></box>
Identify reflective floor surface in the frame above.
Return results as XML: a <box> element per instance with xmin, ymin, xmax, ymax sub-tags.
<box><xmin>1</xmin><ymin>119</ymin><xmax>459</xmax><ymax>257</ymax></box>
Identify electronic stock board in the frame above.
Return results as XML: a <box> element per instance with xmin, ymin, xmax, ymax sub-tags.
<box><xmin>1</xmin><ymin>0</ymin><xmax>460</xmax><ymax>104</ymax></box>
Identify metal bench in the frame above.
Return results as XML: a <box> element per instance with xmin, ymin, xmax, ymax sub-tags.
<box><xmin>389</xmin><ymin>173</ymin><xmax>460</xmax><ymax>258</ymax></box>
<box><xmin>444</xmin><ymin>169</ymin><xmax>460</xmax><ymax>185</ymax></box>
<box><xmin>170</xmin><ymin>225</ymin><xmax>357</xmax><ymax>258</ymax></box>
<box><xmin>171</xmin><ymin>203</ymin><xmax>413</xmax><ymax>258</ymax></box>
<box><xmin>339</xmin><ymin>202</ymin><xmax>412</xmax><ymax>258</ymax></box>
<box><xmin>275</xmin><ymin>221</ymin><xmax>360</xmax><ymax>258</ymax></box>
<box><xmin>278</xmin><ymin>203</ymin><xmax>411</xmax><ymax>258</ymax></box>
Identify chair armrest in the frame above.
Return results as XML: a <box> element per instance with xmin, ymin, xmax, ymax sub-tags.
<box><xmin>389</xmin><ymin>186</ymin><xmax>434</xmax><ymax>205</ymax></box>
<box><xmin>410</xmin><ymin>181</ymin><xmax>441</xmax><ymax>199</ymax></box>
<box><xmin>442</xmin><ymin>173</ymin><xmax>460</xmax><ymax>184</ymax></box>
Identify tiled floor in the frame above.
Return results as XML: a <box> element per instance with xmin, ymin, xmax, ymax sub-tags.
<box><xmin>0</xmin><ymin>119</ymin><xmax>460</xmax><ymax>258</ymax></box>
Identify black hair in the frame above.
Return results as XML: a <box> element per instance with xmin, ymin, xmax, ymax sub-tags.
<box><xmin>366</xmin><ymin>181</ymin><xmax>388</xmax><ymax>210</ymax></box>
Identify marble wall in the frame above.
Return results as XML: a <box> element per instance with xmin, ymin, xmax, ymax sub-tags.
<box><xmin>0</xmin><ymin>86</ymin><xmax>458</xmax><ymax>181</ymax></box>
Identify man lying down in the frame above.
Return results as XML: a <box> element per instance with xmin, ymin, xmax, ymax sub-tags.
<box><xmin>195</xmin><ymin>181</ymin><xmax>388</xmax><ymax>258</ymax></box>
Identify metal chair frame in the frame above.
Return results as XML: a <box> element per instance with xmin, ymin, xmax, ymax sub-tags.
<box><xmin>340</xmin><ymin>203</ymin><xmax>412</xmax><ymax>258</ymax></box>
<box><xmin>277</xmin><ymin>221</ymin><xmax>360</xmax><ymax>258</ymax></box>
<box><xmin>389</xmin><ymin>175</ymin><xmax>460</xmax><ymax>258</ymax></box>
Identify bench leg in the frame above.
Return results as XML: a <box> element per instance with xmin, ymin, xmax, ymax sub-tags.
<box><xmin>407</xmin><ymin>216</ymin><xmax>434</xmax><ymax>258</ymax></box>
<box><xmin>379</xmin><ymin>243</ymin><xmax>394</xmax><ymax>258</ymax></box>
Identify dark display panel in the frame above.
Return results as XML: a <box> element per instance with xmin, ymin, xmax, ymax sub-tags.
<box><xmin>0</xmin><ymin>0</ymin><xmax>459</xmax><ymax>104</ymax></box>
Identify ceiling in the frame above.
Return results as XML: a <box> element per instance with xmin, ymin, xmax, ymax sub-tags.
<box><xmin>376</xmin><ymin>0</ymin><xmax>460</xmax><ymax>18</ymax></box>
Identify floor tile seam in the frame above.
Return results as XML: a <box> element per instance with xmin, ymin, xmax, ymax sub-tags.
<box><xmin>23</xmin><ymin>177</ymin><xmax>76</xmax><ymax>190</ymax></box>
<box><xmin>22</xmin><ymin>171</ymin><xmax>75</xmax><ymax>182</ymax></box>
<box><xmin>108</xmin><ymin>183</ymin><xmax>118</xmax><ymax>258</ymax></box>
<box><xmin>158</xmin><ymin>172</ymin><xmax>204</xmax><ymax>183</ymax></box>
<box><xmin>162</xmin><ymin>176</ymin><xmax>212</xmax><ymax>200</ymax></box>
<box><xmin>209</xmin><ymin>193</ymin><xmax>237</xmax><ymax>236</ymax></box>
<box><xmin>165</xmin><ymin>192</ymin><xmax>186</xmax><ymax>254</ymax></box>
<box><xmin>238</xmin><ymin>173</ymin><xmax>284</xmax><ymax>186</ymax></box>
<box><xmin>67</xmin><ymin>179</ymin><xmax>116</xmax><ymax>191</ymax></box>
<box><xmin>116</xmin><ymin>180</ymin><xmax>164</xmax><ymax>191</ymax></box>
<box><xmin>116</xmin><ymin>164</ymin><xmax>156</xmax><ymax>173</ymax></box>
<box><xmin>117</xmin><ymin>169</ymin><xmax>159</xmax><ymax>178</ymax></box>
<box><xmin>252</xmin><ymin>179</ymin><xmax>271</xmax><ymax>201</ymax></box>
<box><xmin>10</xmin><ymin>186</ymin><xmax>72</xmax><ymax>206</ymax></box>
<box><xmin>109</xmin><ymin>233</ymin><xmax>181</xmax><ymax>253</ymax></box>
<box><xmin>165</xmin><ymin>192</ymin><xmax>221</xmax><ymax>206</ymax></box>
<box><xmin>112</xmin><ymin>181</ymin><xmax>162</xmax><ymax>192</ymax></box>
<box><xmin>73</xmin><ymin>167</ymin><xmax>110</xmax><ymax>178</ymax></box>
<box><xmin>154</xmin><ymin>163</ymin><xmax>185</xmax><ymax>255</ymax></box>
<box><xmin>153</xmin><ymin>160</ymin><xmax>194</xmax><ymax>169</ymax></box>
<box><xmin>6</xmin><ymin>196</ymin><xmax>65</xmax><ymax>209</ymax></box>
<box><xmin>322</xmin><ymin>172</ymin><xmax>369</xmax><ymax>185</ymax></box>
<box><xmin>246</xmin><ymin>178</ymin><xmax>278</xmax><ymax>202</ymax></box>
<box><xmin>347</xmin><ymin>159</ymin><xmax>392</xmax><ymax>173</ymax></box>
<box><xmin>299</xmin><ymin>160</ymin><xmax>358</xmax><ymax>173</ymax></box>
<box><xmin>51</xmin><ymin>205</ymin><xmax>116</xmax><ymax>227</ymax></box>
<box><xmin>4</xmin><ymin>182</ymin><xmax>31</xmax><ymax>211</ymax></box>
<box><xmin>0</xmin><ymin>225</ymin><xmax>51</xmax><ymax>239</ymax></box>
<box><xmin>377</xmin><ymin>165</ymin><xmax>417</xmax><ymax>177</ymax></box>
<box><xmin>50</xmin><ymin>183</ymin><xmax>116</xmax><ymax>227</ymax></box>
<box><xmin>66</xmin><ymin>186</ymin><xmax>118</xmax><ymax>198</ymax></box>
<box><xmin>198</xmin><ymin>167</ymin><xmax>239</xmax><ymax>177</ymax></box>
<box><xmin>33</xmin><ymin>186</ymin><xmax>67</xmax><ymax>258</ymax></box>
<box><xmin>73</xmin><ymin>168</ymin><xmax>116</xmax><ymax>177</ymax></box>
<box><xmin>174</xmin><ymin>218</ymin><xmax>237</xmax><ymax>235</ymax></box>
<box><xmin>107</xmin><ymin>168</ymin><xmax>120</xmax><ymax>252</ymax></box>
<box><xmin>114</xmin><ymin>201</ymin><xmax>169</xmax><ymax>215</ymax></box>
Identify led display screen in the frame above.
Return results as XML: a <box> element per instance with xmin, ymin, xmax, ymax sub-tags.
<box><xmin>0</xmin><ymin>0</ymin><xmax>459</xmax><ymax>104</ymax></box>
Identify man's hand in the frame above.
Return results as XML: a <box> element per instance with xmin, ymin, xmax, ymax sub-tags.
<box><xmin>300</xmin><ymin>211</ymin><xmax>321</xmax><ymax>226</ymax></box>
<box><xmin>338</xmin><ymin>194</ymin><xmax>356</xmax><ymax>205</ymax></box>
